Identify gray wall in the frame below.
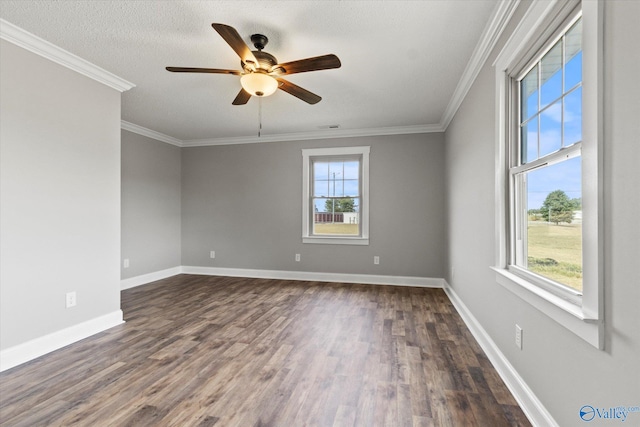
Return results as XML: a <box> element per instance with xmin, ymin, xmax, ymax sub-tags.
<box><xmin>0</xmin><ymin>40</ymin><xmax>122</xmax><ymax>350</ymax></box>
<box><xmin>182</xmin><ymin>133</ymin><xmax>446</xmax><ymax>278</ymax></box>
<box><xmin>445</xmin><ymin>1</ymin><xmax>640</xmax><ymax>426</ymax></box>
<box><xmin>121</xmin><ymin>130</ymin><xmax>181</xmax><ymax>279</ymax></box>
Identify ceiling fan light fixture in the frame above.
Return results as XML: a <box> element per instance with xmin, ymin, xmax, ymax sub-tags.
<box><xmin>240</xmin><ymin>73</ymin><xmax>278</xmax><ymax>97</ymax></box>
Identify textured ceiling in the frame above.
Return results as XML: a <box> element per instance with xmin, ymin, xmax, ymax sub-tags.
<box><xmin>0</xmin><ymin>1</ymin><xmax>499</xmax><ymax>143</ymax></box>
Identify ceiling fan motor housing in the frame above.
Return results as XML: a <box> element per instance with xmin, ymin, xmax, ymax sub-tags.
<box><xmin>243</xmin><ymin>50</ymin><xmax>278</xmax><ymax>72</ymax></box>
<box><xmin>240</xmin><ymin>34</ymin><xmax>278</xmax><ymax>72</ymax></box>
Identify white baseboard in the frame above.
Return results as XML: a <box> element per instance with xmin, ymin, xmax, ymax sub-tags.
<box><xmin>443</xmin><ymin>282</ymin><xmax>557</xmax><ymax>427</ymax></box>
<box><xmin>0</xmin><ymin>310</ymin><xmax>124</xmax><ymax>372</ymax></box>
<box><xmin>120</xmin><ymin>266</ymin><xmax>183</xmax><ymax>290</ymax></box>
<box><xmin>119</xmin><ymin>265</ymin><xmax>443</xmax><ymax>290</ymax></box>
<box><xmin>181</xmin><ymin>266</ymin><xmax>444</xmax><ymax>288</ymax></box>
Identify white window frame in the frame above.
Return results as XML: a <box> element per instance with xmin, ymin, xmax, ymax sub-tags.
<box><xmin>493</xmin><ymin>0</ymin><xmax>603</xmax><ymax>348</ymax></box>
<box><xmin>302</xmin><ymin>146</ymin><xmax>370</xmax><ymax>245</ymax></box>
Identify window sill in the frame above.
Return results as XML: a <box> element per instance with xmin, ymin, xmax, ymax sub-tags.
<box><xmin>303</xmin><ymin>236</ymin><xmax>369</xmax><ymax>245</ymax></box>
<box><xmin>491</xmin><ymin>267</ymin><xmax>602</xmax><ymax>348</ymax></box>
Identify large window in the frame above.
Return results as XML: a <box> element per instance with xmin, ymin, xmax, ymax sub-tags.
<box><xmin>512</xmin><ymin>15</ymin><xmax>583</xmax><ymax>295</ymax></box>
<box><xmin>302</xmin><ymin>146</ymin><xmax>369</xmax><ymax>245</ymax></box>
<box><xmin>494</xmin><ymin>0</ymin><xmax>603</xmax><ymax>348</ymax></box>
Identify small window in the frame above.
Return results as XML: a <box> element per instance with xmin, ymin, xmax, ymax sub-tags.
<box><xmin>302</xmin><ymin>146</ymin><xmax>369</xmax><ymax>245</ymax></box>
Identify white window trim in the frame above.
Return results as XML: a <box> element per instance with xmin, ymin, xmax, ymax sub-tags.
<box><xmin>302</xmin><ymin>146</ymin><xmax>370</xmax><ymax>245</ymax></box>
<box><xmin>493</xmin><ymin>0</ymin><xmax>604</xmax><ymax>348</ymax></box>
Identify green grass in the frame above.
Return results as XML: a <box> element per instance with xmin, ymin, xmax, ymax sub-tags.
<box><xmin>313</xmin><ymin>223</ymin><xmax>359</xmax><ymax>235</ymax></box>
<box><xmin>527</xmin><ymin>222</ymin><xmax>582</xmax><ymax>291</ymax></box>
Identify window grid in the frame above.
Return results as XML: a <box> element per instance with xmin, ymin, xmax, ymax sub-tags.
<box><xmin>311</xmin><ymin>157</ymin><xmax>361</xmax><ymax>237</ymax></box>
<box><xmin>518</xmin><ymin>18</ymin><xmax>582</xmax><ymax>165</ymax></box>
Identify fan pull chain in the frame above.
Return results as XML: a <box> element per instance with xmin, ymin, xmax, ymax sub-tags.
<box><xmin>258</xmin><ymin>97</ymin><xmax>262</xmax><ymax>138</ymax></box>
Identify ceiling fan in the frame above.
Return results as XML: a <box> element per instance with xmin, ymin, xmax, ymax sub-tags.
<box><xmin>166</xmin><ymin>23</ymin><xmax>341</xmax><ymax>105</ymax></box>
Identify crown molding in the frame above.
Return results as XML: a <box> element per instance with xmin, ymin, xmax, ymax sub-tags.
<box><xmin>181</xmin><ymin>124</ymin><xmax>445</xmax><ymax>147</ymax></box>
<box><xmin>120</xmin><ymin>122</ymin><xmax>444</xmax><ymax>147</ymax></box>
<box><xmin>0</xmin><ymin>19</ymin><xmax>135</xmax><ymax>92</ymax></box>
<box><xmin>121</xmin><ymin>121</ymin><xmax>183</xmax><ymax>147</ymax></box>
<box><xmin>439</xmin><ymin>0</ymin><xmax>520</xmax><ymax>130</ymax></box>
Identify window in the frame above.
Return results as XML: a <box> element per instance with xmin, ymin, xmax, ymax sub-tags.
<box><xmin>302</xmin><ymin>146</ymin><xmax>369</xmax><ymax>245</ymax></box>
<box><xmin>493</xmin><ymin>1</ymin><xmax>603</xmax><ymax>348</ymax></box>
<box><xmin>512</xmin><ymin>16</ymin><xmax>583</xmax><ymax>297</ymax></box>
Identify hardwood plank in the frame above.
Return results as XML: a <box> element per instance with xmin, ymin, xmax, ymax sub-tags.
<box><xmin>397</xmin><ymin>382</ymin><xmax>414</xmax><ymax>427</ymax></box>
<box><xmin>120</xmin><ymin>404</ymin><xmax>169</xmax><ymax>427</ymax></box>
<box><xmin>445</xmin><ymin>390</ymin><xmax>478</xmax><ymax>426</ymax></box>
<box><xmin>333</xmin><ymin>404</ymin><xmax>357</xmax><ymax>427</ymax></box>
<box><xmin>0</xmin><ymin>275</ymin><xmax>530</xmax><ymax>427</ymax></box>
<box><xmin>375</xmin><ymin>381</ymin><xmax>398</xmax><ymax>427</ymax></box>
<box><xmin>408</xmin><ymin>361</ymin><xmax>432</xmax><ymax>418</ymax></box>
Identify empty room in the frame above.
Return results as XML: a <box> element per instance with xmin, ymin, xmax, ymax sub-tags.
<box><xmin>1</xmin><ymin>1</ymin><xmax>638</xmax><ymax>426</ymax></box>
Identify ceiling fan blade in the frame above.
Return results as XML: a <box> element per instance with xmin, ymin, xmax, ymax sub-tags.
<box><xmin>276</xmin><ymin>78</ymin><xmax>322</xmax><ymax>104</ymax></box>
<box><xmin>166</xmin><ymin>67</ymin><xmax>241</xmax><ymax>75</ymax></box>
<box><xmin>211</xmin><ymin>23</ymin><xmax>258</xmax><ymax>69</ymax></box>
<box><xmin>232</xmin><ymin>88</ymin><xmax>251</xmax><ymax>105</ymax></box>
<box><xmin>271</xmin><ymin>54</ymin><xmax>341</xmax><ymax>75</ymax></box>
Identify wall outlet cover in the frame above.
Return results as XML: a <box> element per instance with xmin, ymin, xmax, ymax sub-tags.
<box><xmin>66</xmin><ymin>291</ymin><xmax>77</xmax><ymax>308</ymax></box>
<box><xmin>515</xmin><ymin>324</ymin><xmax>523</xmax><ymax>349</ymax></box>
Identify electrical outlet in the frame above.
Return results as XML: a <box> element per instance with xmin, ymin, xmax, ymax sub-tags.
<box><xmin>66</xmin><ymin>291</ymin><xmax>77</xmax><ymax>308</ymax></box>
<box><xmin>374</xmin><ymin>256</ymin><xmax>380</xmax><ymax>265</ymax></box>
<box><xmin>123</xmin><ymin>259</ymin><xmax>129</xmax><ymax>268</ymax></box>
<box><xmin>295</xmin><ymin>253</ymin><xmax>301</xmax><ymax>262</ymax></box>
<box><xmin>210</xmin><ymin>251</ymin><xmax>216</xmax><ymax>259</ymax></box>
<box><xmin>515</xmin><ymin>324</ymin><xmax>523</xmax><ymax>349</ymax></box>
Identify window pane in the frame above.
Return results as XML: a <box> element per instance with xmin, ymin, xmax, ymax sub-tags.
<box><xmin>564</xmin><ymin>87</ymin><xmax>582</xmax><ymax>146</ymax></box>
<box><xmin>521</xmin><ymin>65</ymin><xmax>538</xmax><ymax>121</ymax></box>
<box><xmin>343</xmin><ymin>160</ymin><xmax>359</xmax><ymax>179</ymax></box>
<box><xmin>331</xmin><ymin>178</ymin><xmax>345</xmax><ymax>197</ymax></box>
<box><xmin>521</xmin><ymin>117</ymin><xmax>538</xmax><ymax>164</ymax></box>
<box><xmin>313</xmin><ymin>180</ymin><xmax>329</xmax><ymax>197</ymax></box>
<box><xmin>540</xmin><ymin>41</ymin><xmax>563</xmax><ymax>108</ymax></box>
<box><xmin>564</xmin><ymin>19</ymin><xmax>582</xmax><ymax>90</ymax></box>
<box><xmin>343</xmin><ymin>179</ymin><xmax>359</xmax><ymax>197</ymax></box>
<box><xmin>525</xmin><ymin>156</ymin><xmax>582</xmax><ymax>291</ymax></box>
<box><xmin>539</xmin><ymin>101</ymin><xmax>562</xmax><ymax>157</ymax></box>
<box><xmin>328</xmin><ymin>161</ymin><xmax>343</xmax><ymax>178</ymax></box>
<box><xmin>313</xmin><ymin>162</ymin><xmax>329</xmax><ymax>180</ymax></box>
<box><xmin>312</xmin><ymin>197</ymin><xmax>360</xmax><ymax>236</ymax></box>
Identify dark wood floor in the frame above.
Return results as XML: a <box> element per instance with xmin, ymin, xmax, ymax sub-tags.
<box><xmin>0</xmin><ymin>275</ymin><xmax>530</xmax><ymax>426</ymax></box>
